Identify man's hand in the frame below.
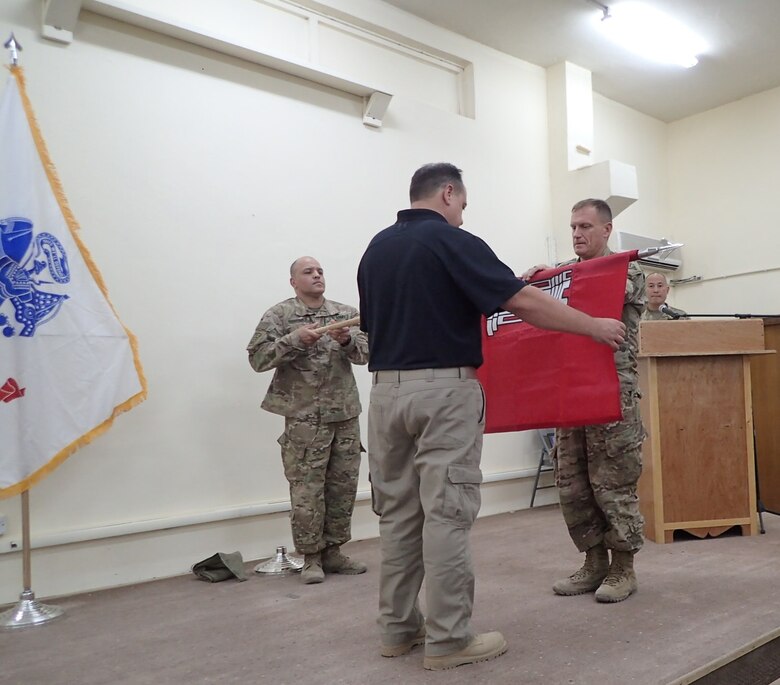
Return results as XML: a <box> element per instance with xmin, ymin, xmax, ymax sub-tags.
<box><xmin>329</xmin><ymin>326</ymin><xmax>351</xmax><ymax>346</ymax></box>
<box><xmin>590</xmin><ymin>318</ymin><xmax>626</xmax><ymax>351</ymax></box>
<box><xmin>503</xmin><ymin>287</ymin><xmax>626</xmax><ymax>350</ymax></box>
<box><xmin>295</xmin><ymin>324</ymin><xmax>322</xmax><ymax>347</ymax></box>
<box><xmin>521</xmin><ymin>264</ymin><xmax>551</xmax><ymax>281</ymax></box>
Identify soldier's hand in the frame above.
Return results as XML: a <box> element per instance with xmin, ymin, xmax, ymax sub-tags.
<box><xmin>521</xmin><ymin>264</ymin><xmax>550</xmax><ymax>281</ymax></box>
<box><xmin>329</xmin><ymin>326</ymin><xmax>351</xmax><ymax>346</ymax></box>
<box><xmin>295</xmin><ymin>325</ymin><xmax>322</xmax><ymax>347</ymax></box>
<box><xmin>590</xmin><ymin>318</ymin><xmax>626</xmax><ymax>351</ymax></box>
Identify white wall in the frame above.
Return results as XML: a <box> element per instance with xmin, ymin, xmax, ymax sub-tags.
<box><xmin>592</xmin><ymin>94</ymin><xmax>669</xmax><ymax>240</ymax></box>
<box><xmin>546</xmin><ymin>85</ymin><xmax>670</xmax><ymax>273</ymax></box>
<box><xmin>0</xmin><ymin>0</ymin><xmax>560</xmax><ymax>602</ymax></box>
<box><xmin>13</xmin><ymin>0</ymin><xmax>771</xmax><ymax>603</ymax></box>
<box><xmin>668</xmin><ymin>86</ymin><xmax>780</xmax><ymax>315</ymax></box>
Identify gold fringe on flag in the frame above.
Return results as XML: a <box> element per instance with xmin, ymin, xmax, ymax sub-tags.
<box><xmin>0</xmin><ymin>66</ymin><xmax>148</xmax><ymax>499</ymax></box>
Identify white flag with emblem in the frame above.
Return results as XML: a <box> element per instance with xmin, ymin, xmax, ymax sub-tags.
<box><xmin>0</xmin><ymin>68</ymin><xmax>146</xmax><ymax>498</ymax></box>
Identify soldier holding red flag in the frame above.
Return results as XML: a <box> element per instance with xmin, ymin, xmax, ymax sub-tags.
<box><xmin>524</xmin><ymin>198</ymin><xmax>647</xmax><ymax>603</ymax></box>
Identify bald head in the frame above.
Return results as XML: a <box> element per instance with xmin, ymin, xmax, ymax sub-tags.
<box><xmin>289</xmin><ymin>256</ymin><xmax>325</xmax><ymax>305</ymax></box>
<box><xmin>646</xmin><ymin>272</ymin><xmax>670</xmax><ymax>310</ymax></box>
<box><xmin>290</xmin><ymin>256</ymin><xmax>312</xmax><ymax>276</ymax></box>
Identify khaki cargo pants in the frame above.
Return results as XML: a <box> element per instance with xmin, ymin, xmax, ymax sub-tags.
<box><xmin>367</xmin><ymin>369</ymin><xmax>485</xmax><ymax>657</ymax></box>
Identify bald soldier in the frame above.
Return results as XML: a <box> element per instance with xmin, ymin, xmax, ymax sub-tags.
<box><xmin>642</xmin><ymin>272</ymin><xmax>688</xmax><ymax>320</ymax></box>
<box><xmin>247</xmin><ymin>257</ymin><xmax>369</xmax><ymax>584</ymax></box>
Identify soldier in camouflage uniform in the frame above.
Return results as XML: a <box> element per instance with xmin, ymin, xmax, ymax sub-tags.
<box><xmin>247</xmin><ymin>256</ymin><xmax>369</xmax><ymax>584</ymax></box>
<box><xmin>525</xmin><ymin>199</ymin><xmax>646</xmax><ymax>603</ymax></box>
<box><xmin>642</xmin><ymin>272</ymin><xmax>688</xmax><ymax>321</ymax></box>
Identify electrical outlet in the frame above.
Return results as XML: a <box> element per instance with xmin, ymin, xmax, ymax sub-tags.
<box><xmin>0</xmin><ymin>515</ymin><xmax>6</xmax><ymax>535</ymax></box>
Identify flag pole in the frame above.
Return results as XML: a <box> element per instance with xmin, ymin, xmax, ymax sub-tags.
<box><xmin>0</xmin><ymin>491</ymin><xmax>64</xmax><ymax>629</ymax></box>
<box><xmin>311</xmin><ymin>316</ymin><xmax>360</xmax><ymax>334</ymax></box>
<box><xmin>4</xmin><ymin>33</ymin><xmax>22</xmax><ymax>66</ymax></box>
<box><xmin>634</xmin><ymin>243</ymin><xmax>684</xmax><ymax>261</ymax></box>
<box><xmin>0</xmin><ymin>30</ymin><xmax>63</xmax><ymax>629</ymax></box>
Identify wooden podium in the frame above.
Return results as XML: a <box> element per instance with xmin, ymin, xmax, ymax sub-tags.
<box><xmin>751</xmin><ymin>318</ymin><xmax>780</xmax><ymax>514</ymax></box>
<box><xmin>637</xmin><ymin>319</ymin><xmax>769</xmax><ymax>543</ymax></box>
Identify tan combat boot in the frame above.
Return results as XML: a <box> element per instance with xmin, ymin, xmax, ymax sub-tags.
<box><xmin>321</xmin><ymin>545</ymin><xmax>367</xmax><ymax>575</ymax></box>
<box><xmin>595</xmin><ymin>550</ymin><xmax>638</xmax><ymax>603</ymax></box>
<box><xmin>423</xmin><ymin>631</ymin><xmax>508</xmax><ymax>671</ymax></box>
<box><xmin>552</xmin><ymin>543</ymin><xmax>609</xmax><ymax>596</ymax></box>
<box><xmin>381</xmin><ymin>625</ymin><xmax>426</xmax><ymax>658</ymax></box>
<box><xmin>301</xmin><ymin>552</ymin><xmax>325</xmax><ymax>584</ymax></box>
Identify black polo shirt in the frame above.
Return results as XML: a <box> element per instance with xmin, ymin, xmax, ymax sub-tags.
<box><xmin>357</xmin><ymin>208</ymin><xmax>525</xmax><ymax>371</ymax></box>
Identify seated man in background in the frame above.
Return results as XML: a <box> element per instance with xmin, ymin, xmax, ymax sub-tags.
<box><xmin>642</xmin><ymin>272</ymin><xmax>688</xmax><ymax>320</ymax></box>
<box><xmin>247</xmin><ymin>256</ymin><xmax>368</xmax><ymax>584</ymax></box>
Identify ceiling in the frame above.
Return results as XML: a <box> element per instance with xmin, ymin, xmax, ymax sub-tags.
<box><xmin>381</xmin><ymin>0</ymin><xmax>780</xmax><ymax>122</ymax></box>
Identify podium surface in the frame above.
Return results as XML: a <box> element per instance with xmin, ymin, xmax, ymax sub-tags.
<box><xmin>637</xmin><ymin>319</ymin><xmax>767</xmax><ymax>543</ymax></box>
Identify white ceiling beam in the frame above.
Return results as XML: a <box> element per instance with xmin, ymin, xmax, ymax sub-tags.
<box><xmin>81</xmin><ymin>0</ymin><xmax>393</xmax><ymax>125</ymax></box>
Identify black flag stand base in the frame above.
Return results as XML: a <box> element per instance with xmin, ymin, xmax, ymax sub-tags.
<box><xmin>0</xmin><ymin>491</ymin><xmax>64</xmax><ymax>629</ymax></box>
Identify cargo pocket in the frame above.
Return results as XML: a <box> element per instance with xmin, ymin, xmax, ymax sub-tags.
<box><xmin>443</xmin><ymin>464</ymin><xmax>482</xmax><ymax>527</ymax></box>
<box><xmin>367</xmin><ymin>462</ymin><xmax>384</xmax><ymax>517</ymax></box>
<box><xmin>368</xmin><ymin>471</ymin><xmax>381</xmax><ymax>517</ymax></box>
<box><xmin>278</xmin><ymin>433</ymin><xmax>307</xmax><ymax>482</ymax></box>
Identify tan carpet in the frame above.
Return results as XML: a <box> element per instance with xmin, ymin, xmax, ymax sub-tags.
<box><xmin>2</xmin><ymin>505</ymin><xmax>779</xmax><ymax>685</ymax></box>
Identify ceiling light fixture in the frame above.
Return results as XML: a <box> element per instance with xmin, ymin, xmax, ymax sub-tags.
<box><xmin>587</xmin><ymin>0</ymin><xmax>707</xmax><ymax>69</ymax></box>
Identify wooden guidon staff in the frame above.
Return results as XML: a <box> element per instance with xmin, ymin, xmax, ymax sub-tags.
<box><xmin>312</xmin><ymin>316</ymin><xmax>360</xmax><ymax>335</ymax></box>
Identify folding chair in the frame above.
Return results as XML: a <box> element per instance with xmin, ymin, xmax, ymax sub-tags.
<box><xmin>530</xmin><ymin>429</ymin><xmax>556</xmax><ymax>508</ymax></box>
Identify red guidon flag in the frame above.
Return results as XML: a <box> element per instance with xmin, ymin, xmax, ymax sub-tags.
<box><xmin>478</xmin><ymin>251</ymin><xmax>635</xmax><ymax>433</ymax></box>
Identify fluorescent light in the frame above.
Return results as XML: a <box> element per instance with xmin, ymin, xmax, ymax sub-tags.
<box><xmin>596</xmin><ymin>1</ymin><xmax>707</xmax><ymax>68</ymax></box>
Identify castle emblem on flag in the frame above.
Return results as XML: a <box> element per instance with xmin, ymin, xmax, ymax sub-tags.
<box><xmin>485</xmin><ymin>269</ymin><xmax>573</xmax><ymax>336</ymax></box>
<box><xmin>0</xmin><ymin>216</ymin><xmax>70</xmax><ymax>337</ymax></box>
<box><xmin>0</xmin><ymin>377</ymin><xmax>25</xmax><ymax>403</ymax></box>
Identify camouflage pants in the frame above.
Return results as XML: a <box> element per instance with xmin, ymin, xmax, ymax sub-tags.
<box><xmin>279</xmin><ymin>416</ymin><xmax>361</xmax><ymax>555</ymax></box>
<box><xmin>554</xmin><ymin>391</ymin><xmax>645</xmax><ymax>553</ymax></box>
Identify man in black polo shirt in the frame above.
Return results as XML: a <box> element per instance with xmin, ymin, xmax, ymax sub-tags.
<box><xmin>357</xmin><ymin>162</ymin><xmax>625</xmax><ymax>671</ymax></box>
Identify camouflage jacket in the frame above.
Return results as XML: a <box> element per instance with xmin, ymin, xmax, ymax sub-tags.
<box><xmin>247</xmin><ymin>298</ymin><xmax>368</xmax><ymax>422</ymax></box>
<box><xmin>641</xmin><ymin>307</ymin><xmax>688</xmax><ymax>321</ymax></box>
<box><xmin>560</xmin><ymin>249</ymin><xmax>646</xmax><ymax>393</ymax></box>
